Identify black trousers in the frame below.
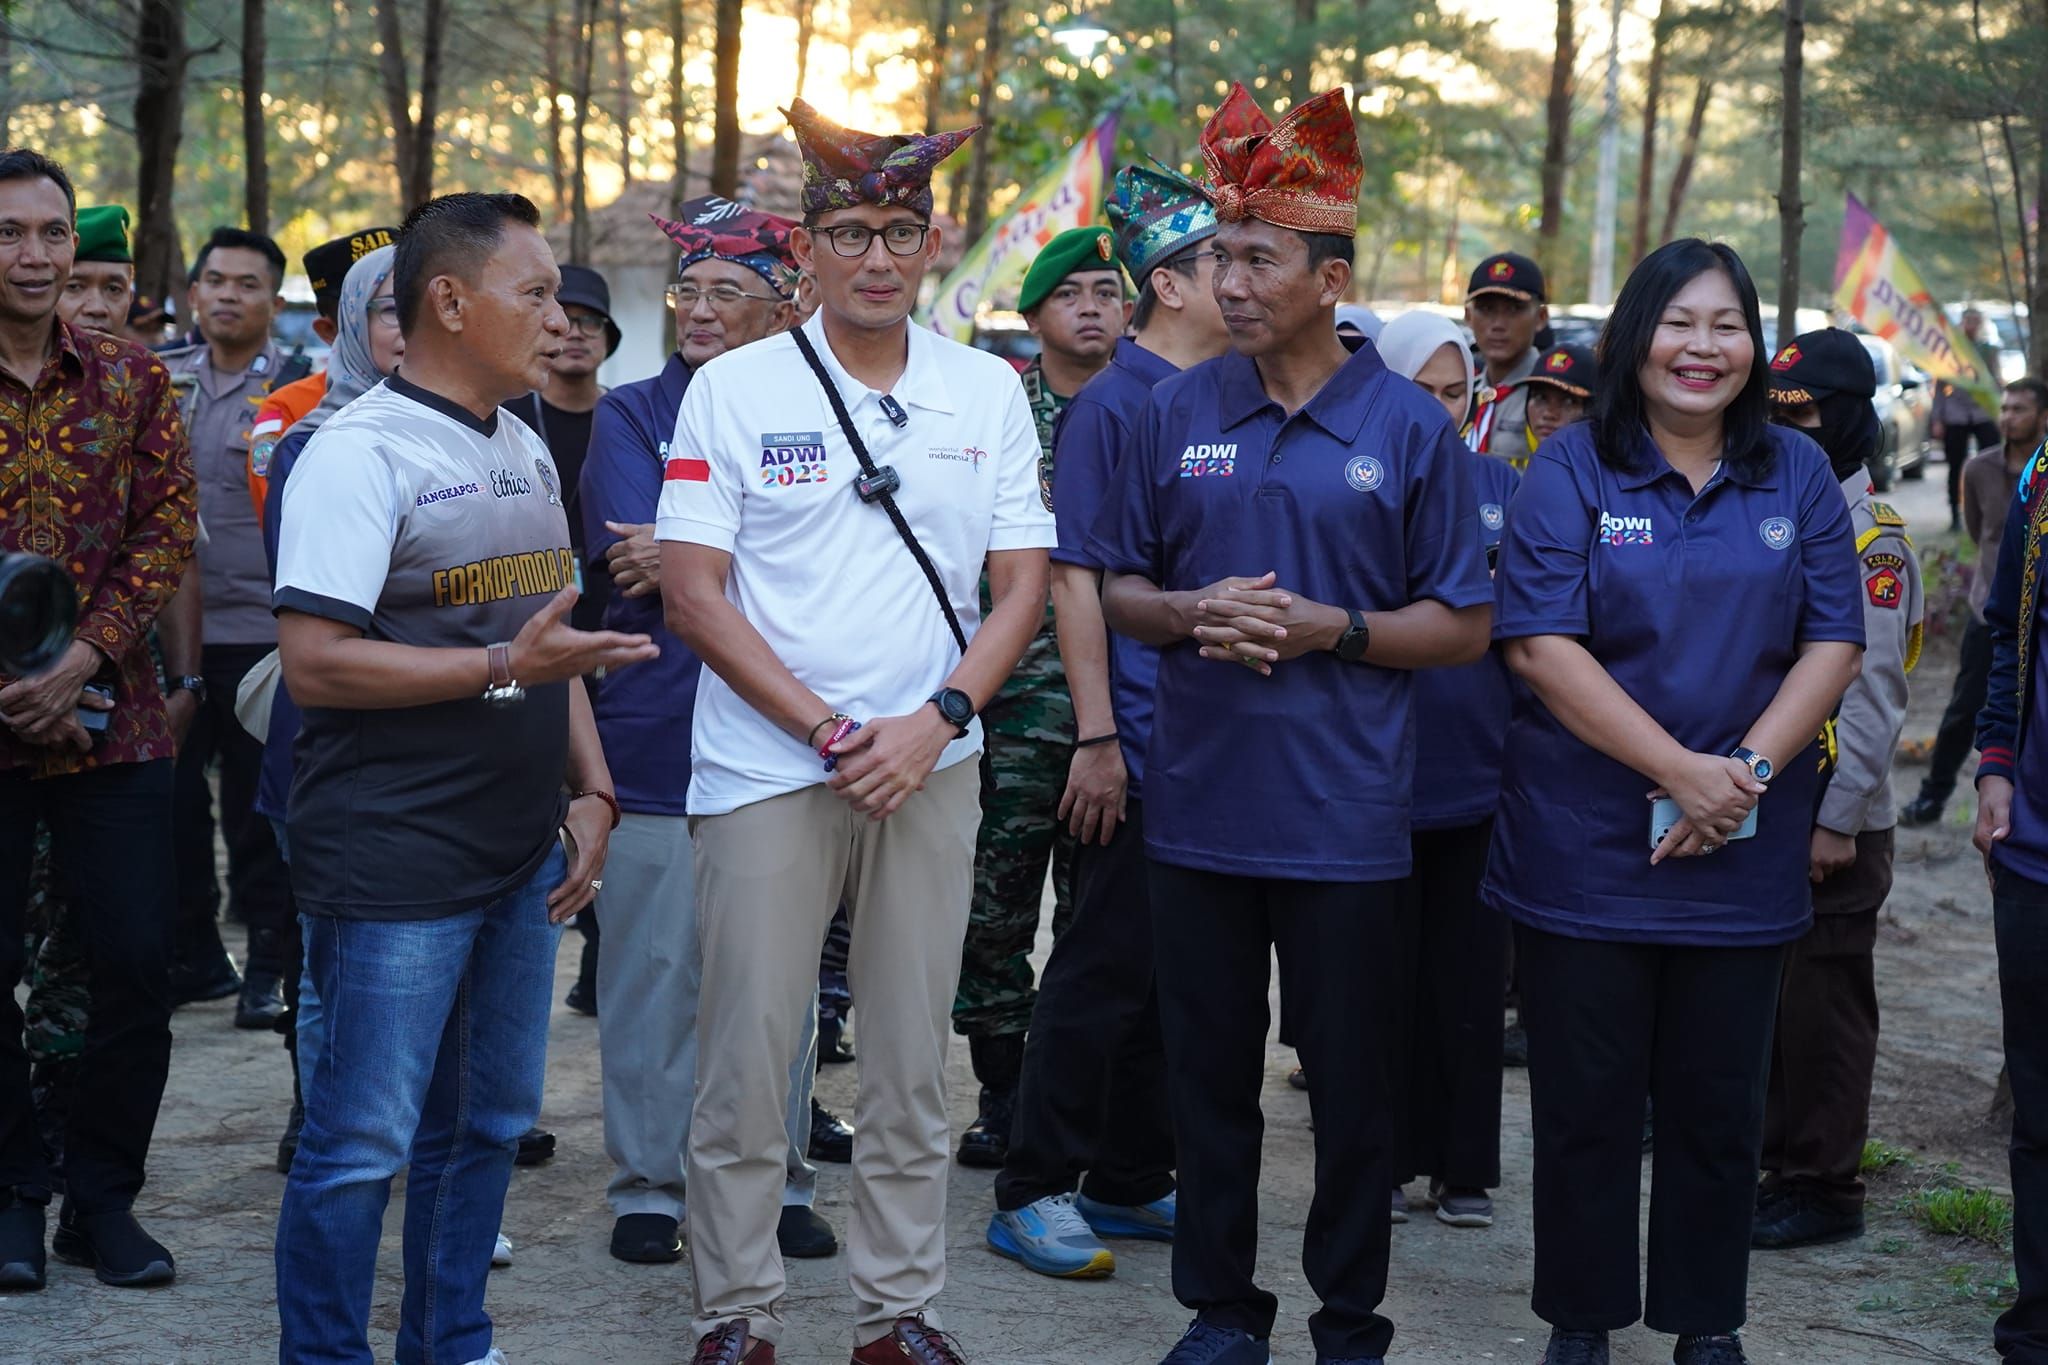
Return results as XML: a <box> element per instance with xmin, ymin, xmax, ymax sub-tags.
<box><xmin>173</xmin><ymin>642</ymin><xmax>290</xmax><ymax>974</ymax></box>
<box><xmin>1151</xmin><ymin>861</ymin><xmax>1398</xmax><ymax>1360</ymax></box>
<box><xmin>1946</xmin><ymin>420</ymin><xmax>2004</xmax><ymax>518</ymax></box>
<box><xmin>1921</xmin><ymin>616</ymin><xmax>1995</xmax><ymax>807</ymax></box>
<box><xmin>997</xmin><ymin>800</ymin><xmax>1174</xmax><ymax>1212</ymax></box>
<box><xmin>0</xmin><ymin>760</ymin><xmax>175</xmax><ymax>1212</ymax></box>
<box><xmin>1389</xmin><ymin>819</ymin><xmax>1505</xmax><ymax>1189</ymax></box>
<box><xmin>1995</xmin><ymin>864</ymin><xmax>2048</xmax><ymax>1361</ymax></box>
<box><xmin>1761</xmin><ymin>829</ymin><xmax>1890</xmax><ymax>1211</ymax></box>
<box><xmin>1517</xmin><ymin>922</ymin><xmax>1784</xmax><ymax>1336</ymax></box>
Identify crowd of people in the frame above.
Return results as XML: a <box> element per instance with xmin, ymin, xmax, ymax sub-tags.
<box><xmin>2</xmin><ymin>73</ymin><xmax>2047</xmax><ymax>1365</ymax></box>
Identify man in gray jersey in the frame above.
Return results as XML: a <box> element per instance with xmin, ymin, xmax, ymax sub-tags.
<box><xmin>270</xmin><ymin>192</ymin><xmax>658</xmax><ymax>1365</ymax></box>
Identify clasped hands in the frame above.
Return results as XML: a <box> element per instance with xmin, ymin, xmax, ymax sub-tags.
<box><xmin>1185</xmin><ymin>571</ymin><xmax>1345</xmax><ymax>677</ymax></box>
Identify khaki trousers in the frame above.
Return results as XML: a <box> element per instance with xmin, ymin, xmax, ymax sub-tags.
<box><xmin>687</xmin><ymin>759</ymin><xmax>981</xmax><ymax>1348</ymax></box>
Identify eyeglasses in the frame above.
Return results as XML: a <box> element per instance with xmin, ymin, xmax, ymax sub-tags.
<box><xmin>563</xmin><ymin>311</ymin><xmax>610</xmax><ymax>337</ymax></box>
<box><xmin>366</xmin><ymin>297</ymin><xmax>400</xmax><ymax>326</ymax></box>
<box><xmin>811</xmin><ymin>223</ymin><xmax>931</xmax><ymax>258</ymax></box>
<box><xmin>667</xmin><ymin>282</ymin><xmax>780</xmax><ymax>309</ymax></box>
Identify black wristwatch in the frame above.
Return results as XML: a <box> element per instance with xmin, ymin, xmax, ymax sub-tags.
<box><xmin>1332</xmin><ymin>608</ymin><xmax>1372</xmax><ymax>664</ymax></box>
<box><xmin>170</xmin><ymin>674</ymin><xmax>208</xmax><ymax>704</ymax></box>
<box><xmin>927</xmin><ymin>686</ymin><xmax>974</xmax><ymax>738</ymax></box>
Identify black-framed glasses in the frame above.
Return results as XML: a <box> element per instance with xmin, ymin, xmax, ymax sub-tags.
<box><xmin>366</xmin><ymin>296</ymin><xmax>400</xmax><ymax>326</ymax></box>
<box><xmin>563</xmin><ymin>311</ymin><xmax>610</xmax><ymax>337</ymax></box>
<box><xmin>667</xmin><ymin>282</ymin><xmax>780</xmax><ymax>309</ymax></box>
<box><xmin>812</xmin><ymin>223</ymin><xmax>930</xmax><ymax>258</ymax></box>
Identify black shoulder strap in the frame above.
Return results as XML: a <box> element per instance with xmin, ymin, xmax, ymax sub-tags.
<box><xmin>791</xmin><ymin>326</ymin><xmax>969</xmax><ymax>658</ymax></box>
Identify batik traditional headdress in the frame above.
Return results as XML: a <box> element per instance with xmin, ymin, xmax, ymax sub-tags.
<box><xmin>1105</xmin><ymin>163</ymin><xmax>1219</xmax><ymax>281</ymax></box>
<box><xmin>1197</xmin><ymin>84</ymin><xmax>1362</xmax><ymax>236</ymax></box>
<box><xmin>783</xmin><ymin>98</ymin><xmax>979</xmax><ymax>218</ymax></box>
<box><xmin>651</xmin><ymin>195</ymin><xmax>800</xmax><ymax>297</ymax></box>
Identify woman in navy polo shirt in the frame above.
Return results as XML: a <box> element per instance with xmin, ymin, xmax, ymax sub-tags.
<box><xmin>1484</xmin><ymin>239</ymin><xmax>1864</xmax><ymax>1365</ymax></box>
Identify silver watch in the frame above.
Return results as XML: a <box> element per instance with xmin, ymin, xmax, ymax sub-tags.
<box><xmin>482</xmin><ymin>641</ymin><xmax>526</xmax><ymax>708</ymax></box>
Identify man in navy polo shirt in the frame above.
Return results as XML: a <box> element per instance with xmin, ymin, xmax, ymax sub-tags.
<box><xmin>984</xmin><ymin>161</ymin><xmax>1228</xmax><ymax>1280</ymax></box>
<box><xmin>1091</xmin><ymin>85</ymin><xmax>1491</xmax><ymax>1365</ymax></box>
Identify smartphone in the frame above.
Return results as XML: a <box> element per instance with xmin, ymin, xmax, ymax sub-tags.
<box><xmin>77</xmin><ymin>682</ymin><xmax>115</xmax><ymax>737</ymax></box>
<box><xmin>1650</xmin><ymin>796</ymin><xmax>1757</xmax><ymax>851</ymax></box>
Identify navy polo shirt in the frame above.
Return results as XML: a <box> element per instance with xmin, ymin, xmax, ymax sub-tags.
<box><xmin>1089</xmin><ymin>342</ymin><xmax>1493</xmax><ymax>882</ymax></box>
<box><xmin>1051</xmin><ymin>337</ymin><xmax>1178</xmax><ymax>797</ymax></box>
<box><xmin>1413</xmin><ymin>449</ymin><xmax>1522</xmax><ymax>831</ymax></box>
<box><xmin>1482</xmin><ymin>422</ymin><xmax>1865</xmax><ymax>946</ymax></box>
<box><xmin>579</xmin><ymin>351</ymin><xmax>700</xmax><ymax>817</ymax></box>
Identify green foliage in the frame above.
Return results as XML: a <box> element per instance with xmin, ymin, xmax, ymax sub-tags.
<box><xmin>1904</xmin><ymin>1183</ymin><xmax>2016</xmax><ymax>1247</ymax></box>
<box><xmin>1861</xmin><ymin>1138</ymin><xmax>1916</xmax><ymax>1174</ymax></box>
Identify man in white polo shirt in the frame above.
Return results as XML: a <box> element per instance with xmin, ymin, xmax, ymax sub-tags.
<box><xmin>658</xmin><ymin>99</ymin><xmax>1053</xmax><ymax>1365</ymax></box>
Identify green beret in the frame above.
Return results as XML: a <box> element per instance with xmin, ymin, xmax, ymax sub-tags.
<box><xmin>1018</xmin><ymin>227</ymin><xmax>1122</xmax><ymax>314</ymax></box>
<box><xmin>74</xmin><ymin>205</ymin><xmax>132</xmax><ymax>264</ymax></box>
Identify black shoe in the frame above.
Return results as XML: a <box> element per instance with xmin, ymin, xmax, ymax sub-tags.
<box><xmin>1751</xmin><ymin>1188</ymin><xmax>1864</xmax><ymax>1249</ymax></box>
<box><xmin>564</xmin><ymin>978</ymin><xmax>598</xmax><ymax>1016</ymax></box>
<box><xmin>809</xmin><ymin>1099</ymin><xmax>854</xmax><ymax>1164</ymax></box>
<box><xmin>958</xmin><ymin>1086</ymin><xmax>1014</xmax><ymax>1168</ymax></box>
<box><xmin>0</xmin><ymin>1196</ymin><xmax>46</xmax><ymax>1291</ymax></box>
<box><xmin>515</xmin><ymin>1126</ymin><xmax>557</xmax><ymax>1167</ymax></box>
<box><xmin>276</xmin><ymin>1101</ymin><xmax>304</xmax><ymax>1175</ymax></box>
<box><xmin>609</xmin><ymin>1212</ymin><xmax>682</xmax><ymax>1263</ymax></box>
<box><xmin>1502</xmin><ymin>1020</ymin><xmax>1529</xmax><ymax>1069</ymax></box>
<box><xmin>1899</xmin><ymin>794</ymin><xmax>1945</xmax><ymax>827</ymax></box>
<box><xmin>51</xmin><ymin>1207</ymin><xmax>174</xmax><ymax>1287</ymax></box>
<box><xmin>1674</xmin><ymin>1332</ymin><xmax>1748</xmax><ymax>1365</ymax></box>
<box><xmin>818</xmin><ymin>1012</ymin><xmax>855</xmax><ymax>1065</ymax></box>
<box><xmin>1540</xmin><ymin>1329</ymin><xmax>1610</xmax><ymax>1365</ymax></box>
<box><xmin>1287</xmin><ymin>1066</ymin><xmax>1309</xmax><ymax>1091</ymax></box>
<box><xmin>775</xmin><ymin>1204</ymin><xmax>838</xmax><ymax>1259</ymax></box>
<box><xmin>235</xmin><ymin>971</ymin><xmax>287</xmax><ymax>1029</ymax></box>
<box><xmin>168</xmin><ymin>946</ymin><xmax>241</xmax><ymax>1007</ymax></box>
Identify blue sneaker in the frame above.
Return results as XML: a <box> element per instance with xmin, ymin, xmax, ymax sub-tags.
<box><xmin>986</xmin><ymin>1193</ymin><xmax>1115</xmax><ymax>1278</ymax></box>
<box><xmin>1076</xmin><ymin>1190</ymin><xmax>1176</xmax><ymax>1242</ymax></box>
<box><xmin>1159</xmin><ymin>1318</ymin><xmax>1270</xmax><ymax>1364</ymax></box>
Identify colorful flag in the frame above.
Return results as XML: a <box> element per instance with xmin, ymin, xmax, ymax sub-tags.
<box><xmin>921</xmin><ymin>111</ymin><xmax>1121</xmax><ymax>341</ymax></box>
<box><xmin>1833</xmin><ymin>192</ymin><xmax>2000</xmax><ymax>412</ymax></box>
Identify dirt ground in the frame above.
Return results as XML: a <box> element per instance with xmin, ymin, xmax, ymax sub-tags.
<box><xmin>2</xmin><ymin>466</ymin><xmax>2020</xmax><ymax>1364</ymax></box>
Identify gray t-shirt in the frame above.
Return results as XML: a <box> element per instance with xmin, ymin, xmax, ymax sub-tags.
<box><xmin>272</xmin><ymin>375</ymin><xmax>572</xmax><ymax>919</ymax></box>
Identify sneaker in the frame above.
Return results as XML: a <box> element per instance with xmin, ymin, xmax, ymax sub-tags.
<box><xmin>694</xmin><ymin>1319</ymin><xmax>774</xmax><ymax>1364</ymax></box>
<box><xmin>1390</xmin><ymin>1187</ymin><xmax>1408</xmax><ymax>1224</ymax></box>
<box><xmin>1898</xmin><ymin>794</ymin><xmax>1945</xmax><ymax>827</ymax></box>
<box><xmin>850</xmin><ymin>1315</ymin><xmax>968</xmax><ymax>1364</ymax></box>
<box><xmin>1076</xmin><ymin>1190</ymin><xmax>1175</xmax><ymax>1242</ymax></box>
<box><xmin>987</xmin><ymin>1193</ymin><xmax>1115</xmax><ymax>1278</ymax></box>
<box><xmin>491</xmin><ymin>1232</ymin><xmax>513</xmax><ymax>1267</ymax></box>
<box><xmin>1158</xmin><ymin>1318</ymin><xmax>1270</xmax><ymax>1364</ymax></box>
<box><xmin>1431</xmin><ymin>1183</ymin><xmax>1493</xmax><ymax>1228</ymax></box>
<box><xmin>809</xmin><ymin>1099</ymin><xmax>854</xmax><ymax>1164</ymax></box>
<box><xmin>50</xmin><ymin>1207</ymin><xmax>174</xmax><ymax>1287</ymax></box>
<box><xmin>1539</xmin><ymin>1329</ymin><xmax>1610</xmax><ymax>1364</ymax></box>
<box><xmin>1673</xmin><ymin>1333</ymin><xmax>1747</xmax><ymax>1365</ymax></box>
<box><xmin>463</xmin><ymin>1350</ymin><xmax>510</xmax><ymax>1365</ymax></box>
<box><xmin>1750</xmin><ymin>1188</ymin><xmax>1863</xmax><ymax>1249</ymax></box>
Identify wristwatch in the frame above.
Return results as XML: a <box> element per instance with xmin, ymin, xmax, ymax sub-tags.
<box><xmin>1729</xmin><ymin>747</ymin><xmax>1775</xmax><ymax>782</ymax></box>
<box><xmin>482</xmin><ymin>642</ymin><xmax>526</xmax><ymax>708</ymax></box>
<box><xmin>927</xmin><ymin>686</ymin><xmax>974</xmax><ymax>738</ymax></box>
<box><xmin>1332</xmin><ymin>608</ymin><xmax>1372</xmax><ymax>664</ymax></box>
<box><xmin>170</xmin><ymin>674</ymin><xmax>208</xmax><ymax>704</ymax></box>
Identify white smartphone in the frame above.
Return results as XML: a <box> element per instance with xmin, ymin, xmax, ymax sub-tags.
<box><xmin>1650</xmin><ymin>797</ymin><xmax>1757</xmax><ymax>851</ymax></box>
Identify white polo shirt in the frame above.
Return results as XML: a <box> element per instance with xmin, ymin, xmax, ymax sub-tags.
<box><xmin>656</xmin><ymin>310</ymin><xmax>1055</xmax><ymax>815</ymax></box>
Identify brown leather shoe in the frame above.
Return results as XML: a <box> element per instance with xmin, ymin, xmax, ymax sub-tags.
<box><xmin>850</xmin><ymin>1315</ymin><xmax>968</xmax><ymax>1364</ymax></box>
<box><xmin>693</xmin><ymin>1319</ymin><xmax>775</xmax><ymax>1364</ymax></box>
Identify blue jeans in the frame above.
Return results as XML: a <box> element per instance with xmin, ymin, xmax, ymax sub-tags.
<box><xmin>275</xmin><ymin>847</ymin><xmax>565</xmax><ymax>1365</ymax></box>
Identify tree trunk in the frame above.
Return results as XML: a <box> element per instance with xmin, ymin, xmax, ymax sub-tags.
<box><xmin>1536</xmin><ymin>0</ymin><xmax>1574</xmax><ymax>284</ymax></box>
<box><xmin>793</xmin><ymin>0</ymin><xmax>816</xmax><ymax>105</ymax></box>
<box><xmin>924</xmin><ymin>0</ymin><xmax>952</xmax><ymax>134</ymax></box>
<box><xmin>0</xmin><ymin>23</ymin><xmax>12</xmax><ymax>147</ymax></box>
<box><xmin>962</xmin><ymin>0</ymin><xmax>1007</xmax><ymax>243</ymax></box>
<box><xmin>133</xmin><ymin>0</ymin><xmax>187</xmax><ymax>312</ymax></box>
<box><xmin>413</xmin><ymin>0</ymin><xmax>446</xmax><ymax>207</ymax></box>
<box><xmin>1290</xmin><ymin>0</ymin><xmax>1318</xmax><ymax>105</ymax></box>
<box><xmin>1659</xmin><ymin>71</ymin><xmax>1716</xmax><ymax>244</ymax></box>
<box><xmin>669</xmin><ymin>0</ymin><xmax>689</xmax><ymax>202</ymax></box>
<box><xmin>546</xmin><ymin>0</ymin><xmax>567</xmax><ymax>216</ymax></box>
<box><xmin>1630</xmin><ymin>0</ymin><xmax>1667</xmax><ymax>268</ymax></box>
<box><xmin>710</xmin><ymin>0</ymin><xmax>742</xmax><ymax>197</ymax></box>
<box><xmin>571</xmin><ymin>0</ymin><xmax>596</xmax><ymax>261</ymax></box>
<box><xmin>1774</xmin><ymin>0</ymin><xmax>1804</xmax><ymax>327</ymax></box>
<box><xmin>2032</xmin><ymin>108</ymin><xmax>2048</xmax><ymax>376</ymax></box>
<box><xmin>612</xmin><ymin>0</ymin><xmax>634</xmax><ymax>187</ymax></box>
<box><xmin>373</xmin><ymin>0</ymin><xmax>448</xmax><ymax>210</ymax></box>
<box><xmin>241</xmin><ymin>0</ymin><xmax>269</xmax><ymax>232</ymax></box>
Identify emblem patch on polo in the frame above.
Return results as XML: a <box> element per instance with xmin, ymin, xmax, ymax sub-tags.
<box><xmin>1345</xmin><ymin>455</ymin><xmax>1384</xmax><ymax>493</ymax></box>
<box><xmin>1758</xmin><ymin>516</ymin><xmax>1795</xmax><ymax>550</ymax></box>
<box><xmin>1480</xmin><ymin>502</ymin><xmax>1505</xmax><ymax>532</ymax></box>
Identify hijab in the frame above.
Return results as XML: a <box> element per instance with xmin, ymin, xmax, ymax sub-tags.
<box><xmin>1378</xmin><ymin>310</ymin><xmax>1480</xmax><ymax>427</ymax></box>
<box><xmin>299</xmin><ymin>243</ymin><xmax>398</xmax><ymax>437</ymax></box>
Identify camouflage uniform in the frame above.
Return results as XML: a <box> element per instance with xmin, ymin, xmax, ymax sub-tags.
<box><xmin>22</xmin><ymin>820</ymin><xmax>85</xmax><ymax>1182</ymax></box>
<box><xmin>951</xmin><ymin>357</ymin><xmax>1078</xmax><ymax>1041</ymax></box>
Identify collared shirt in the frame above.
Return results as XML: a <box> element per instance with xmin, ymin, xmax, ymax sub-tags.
<box><xmin>1413</xmin><ymin>450</ymin><xmax>1521</xmax><ymax>830</ymax></box>
<box><xmin>163</xmin><ymin>339</ymin><xmax>284</xmax><ymax>645</ymax></box>
<box><xmin>1051</xmin><ymin>337</ymin><xmax>1177</xmax><ymax>794</ymax></box>
<box><xmin>656</xmin><ymin>310</ymin><xmax>1056</xmax><ymax>816</ymax></box>
<box><xmin>1482</xmin><ymin>423</ymin><xmax>1866</xmax><ymax>946</ymax></box>
<box><xmin>581</xmin><ymin>351</ymin><xmax>698</xmax><ymax>816</ymax></box>
<box><xmin>1965</xmin><ymin>448</ymin><xmax>2025</xmax><ymax>619</ymax></box>
<box><xmin>983</xmin><ymin>356</ymin><xmax>1074</xmax><ymax>742</ymax></box>
<box><xmin>1089</xmin><ymin>342</ymin><xmax>1493</xmax><ymax>883</ymax></box>
<box><xmin>0</xmin><ymin>321</ymin><xmax>195</xmax><ymax>777</ymax></box>
<box><xmin>1818</xmin><ymin>469</ymin><xmax>1922</xmax><ymax>838</ymax></box>
<box><xmin>273</xmin><ymin>375</ymin><xmax>574</xmax><ymax>920</ymax></box>
<box><xmin>1472</xmin><ymin>347</ymin><xmax>1540</xmax><ymax>461</ymax></box>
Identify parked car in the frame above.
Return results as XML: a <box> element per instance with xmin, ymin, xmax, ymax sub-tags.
<box><xmin>970</xmin><ymin>311</ymin><xmax>1037</xmax><ymax>373</ymax></box>
<box><xmin>1858</xmin><ymin>332</ymin><xmax>1931</xmax><ymax>492</ymax></box>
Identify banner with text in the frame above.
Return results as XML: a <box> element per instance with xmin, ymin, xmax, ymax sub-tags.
<box><xmin>921</xmin><ymin>111</ymin><xmax>1121</xmax><ymax>342</ymax></box>
<box><xmin>1833</xmin><ymin>192</ymin><xmax>2001</xmax><ymax>413</ymax></box>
